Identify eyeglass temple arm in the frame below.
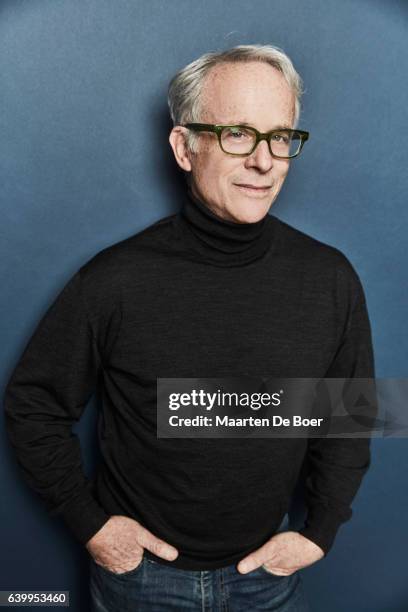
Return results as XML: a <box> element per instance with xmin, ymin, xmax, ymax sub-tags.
<box><xmin>183</xmin><ymin>123</ymin><xmax>218</xmax><ymax>133</ymax></box>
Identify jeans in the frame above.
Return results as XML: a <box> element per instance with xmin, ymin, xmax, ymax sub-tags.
<box><xmin>89</xmin><ymin>553</ymin><xmax>310</xmax><ymax>611</ymax></box>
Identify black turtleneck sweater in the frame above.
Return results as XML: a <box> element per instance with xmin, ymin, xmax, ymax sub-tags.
<box><xmin>3</xmin><ymin>189</ymin><xmax>375</xmax><ymax>570</ymax></box>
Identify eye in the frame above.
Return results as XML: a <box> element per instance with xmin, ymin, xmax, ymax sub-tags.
<box><xmin>271</xmin><ymin>132</ymin><xmax>290</xmax><ymax>144</ymax></box>
<box><xmin>224</xmin><ymin>127</ymin><xmax>252</xmax><ymax>140</ymax></box>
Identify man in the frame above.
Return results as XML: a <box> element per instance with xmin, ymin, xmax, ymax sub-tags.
<box><xmin>4</xmin><ymin>44</ymin><xmax>375</xmax><ymax>611</ymax></box>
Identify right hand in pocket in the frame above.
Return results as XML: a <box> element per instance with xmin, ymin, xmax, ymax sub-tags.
<box><xmin>85</xmin><ymin>515</ymin><xmax>179</xmax><ymax>574</ymax></box>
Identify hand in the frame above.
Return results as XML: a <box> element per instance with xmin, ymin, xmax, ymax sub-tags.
<box><xmin>85</xmin><ymin>515</ymin><xmax>179</xmax><ymax>575</ymax></box>
<box><xmin>237</xmin><ymin>531</ymin><xmax>324</xmax><ymax>576</ymax></box>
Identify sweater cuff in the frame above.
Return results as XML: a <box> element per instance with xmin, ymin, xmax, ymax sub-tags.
<box><xmin>298</xmin><ymin>504</ymin><xmax>348</xmax><ymax>556</ymax></box>
<box><xmin>54</xmin><ymin>486</ymin><xmax>111</xmax><ymax>545</ymax></box>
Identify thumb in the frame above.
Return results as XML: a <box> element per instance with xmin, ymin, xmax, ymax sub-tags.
<box><xmin>136</xmin><ymin>523</ymin><xmax>179</xmax><ymax>561</ymax></box>
<box><xmin>237</xmin><ymin>539</ymin><xmax>278</xmax><ymax>574</ymax></box>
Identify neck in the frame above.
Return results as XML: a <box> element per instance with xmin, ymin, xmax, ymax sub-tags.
<box><xmin>177</xmin><ymin>187</ymin><xmax>274</xmax><ymax>267</ymax></box>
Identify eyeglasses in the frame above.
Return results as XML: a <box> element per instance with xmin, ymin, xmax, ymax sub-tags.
<box><xmin>182</xmin><ymin>123</ymin><xmax>309</xmax><ymax>159</ymax></box>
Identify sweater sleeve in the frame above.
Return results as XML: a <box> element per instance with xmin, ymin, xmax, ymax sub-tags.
<box><xmin>3</xmin><ymin>268</ymin><xmax>112</xmax><ymax>545</ymax></box>
<box><xmin>298</xmin><ymin>260</ymin><xmax>376</xmax><ymax>556</ymax></box>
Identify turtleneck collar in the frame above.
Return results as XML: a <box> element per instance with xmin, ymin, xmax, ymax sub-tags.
<box><xmin>177</xmin><ymin>187</ymin><xmax>274</xmax><ymax>267</ymax></box>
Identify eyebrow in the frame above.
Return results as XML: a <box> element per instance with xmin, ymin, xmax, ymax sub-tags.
<box><xmin>229</xmin><ymin>121</ymin><xmax>293</xmax><ymax>130</ymax></box>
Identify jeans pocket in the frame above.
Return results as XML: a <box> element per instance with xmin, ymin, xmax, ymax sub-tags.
<box><xmin>94</xmin><ymin>555</ymin><xmax>145</xmax><ymax>580</ymax></box>
<box><xmin>259</xmin><ymin>564</ymin><xmax>288</xmax><ymax>578</ymax></box>
<box><xmin>145</xmin><ymin>557</ymin><xmax>159</xmax><ymax>566</ymax></box>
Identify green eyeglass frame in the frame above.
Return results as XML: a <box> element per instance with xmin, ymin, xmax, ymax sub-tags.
<box><xmin>182</xmin><ymin>123</ymin><xmax>310</xmax><ymax>159</ymax></box>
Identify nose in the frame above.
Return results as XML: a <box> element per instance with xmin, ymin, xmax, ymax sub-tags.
<box><xmin>244</xmin><ymin>138</ymin><xmax>274</xmax><ymax>172</ymax></box>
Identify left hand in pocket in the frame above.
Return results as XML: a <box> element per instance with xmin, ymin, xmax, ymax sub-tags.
<box><xmin>237</xmin><ymin>531</ymin><xmax>324</xmax><ymax>576</ymax></box>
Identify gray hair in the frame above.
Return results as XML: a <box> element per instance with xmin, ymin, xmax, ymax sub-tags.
<box><xmin>167</xmin><ymin>44</ymin><xmax>305</xmax><ymax>154</ymax></box>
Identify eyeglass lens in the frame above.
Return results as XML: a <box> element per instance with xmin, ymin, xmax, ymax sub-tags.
<box><xmin>220</xmin><ymin>126</ymin><xmax>302</xmax><ymax>157</ymax></box>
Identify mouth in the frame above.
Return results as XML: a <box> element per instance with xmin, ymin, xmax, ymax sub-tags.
<box><xmin>234</xmin><ymin>184</ymin><xmax>272</xmax><ymax>195</ymax></box>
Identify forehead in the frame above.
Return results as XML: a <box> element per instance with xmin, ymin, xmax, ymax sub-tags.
<box><xmin>199</xmin><ymin>61</ymin><xmax>295</xmax><ymax>129</ymax></box>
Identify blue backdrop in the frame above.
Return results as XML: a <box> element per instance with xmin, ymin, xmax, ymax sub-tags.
<box><xmin>1</xmin><ymin>1</ymin><xmax>407</xmax><ymax>610</ymax></box>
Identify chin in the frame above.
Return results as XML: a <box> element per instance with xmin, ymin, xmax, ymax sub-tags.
<box><xmin>228</xmin><ymin>200</ymin><xmax>271</xmax><ymax>224</ymax></box>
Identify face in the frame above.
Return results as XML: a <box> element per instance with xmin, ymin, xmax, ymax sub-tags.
<box><xmin>169</xmin><ymin>61</ymin><xmax>296</xmax><ymax>223</ymax></box>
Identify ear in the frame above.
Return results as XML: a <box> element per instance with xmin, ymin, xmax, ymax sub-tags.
<box><xmin>169</xmin><ymin>126</ymin><xmax>193</xmax><ymax>172</ymax></box>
